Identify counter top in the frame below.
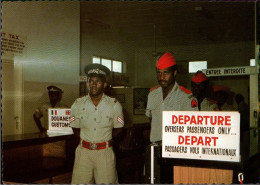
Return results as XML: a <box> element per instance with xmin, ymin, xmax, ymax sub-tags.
<box><xmin>3</xmin><ymin>132</ymin><xmax>74</xmax><ymax>148</ymax></box>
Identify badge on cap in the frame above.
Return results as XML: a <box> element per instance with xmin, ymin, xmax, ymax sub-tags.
<box><xmin>47</xmin><ymin>85</ymin><xmax>63</xmax><ymax>93</ymax></box>
<box><xmin>156</xmin><ymin>52</ymin><xmax>176</xmax><ymax>70</ymax></box>
<box><xmin>85</xmin><ymin>63</ymin><xmax>110</xmax><ymax>77</ymax></box>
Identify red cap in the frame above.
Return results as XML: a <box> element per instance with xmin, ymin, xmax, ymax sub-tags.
<box><xmin>156</xmin><ymin>52</ymin><xmax>176</xmax><ymax>69</ymax></box>
<box><xmin>192</xmin><ymin>71</ymin><xmax>207</xmax><ymax>83</ymax></box>
<box><xmin>213</xmin><ymin>85</ymin><xmax>230</xmax><ymax>92</ymax></box>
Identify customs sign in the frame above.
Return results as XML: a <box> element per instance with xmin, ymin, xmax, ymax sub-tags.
<box><xmin>162</xmin><ymin>111</ymin><xmax>240</xmax><ymax>162</ymax></box>
<box><xmin>47</xmin><ymin>108</ymin><xmax>73</xmax><ymax>135</ymax></box>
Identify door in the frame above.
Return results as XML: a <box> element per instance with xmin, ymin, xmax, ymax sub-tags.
<box><xmin>2</xmin><ymin>59</ymin><xmax>24</xmax><ymax>135</ymax></box>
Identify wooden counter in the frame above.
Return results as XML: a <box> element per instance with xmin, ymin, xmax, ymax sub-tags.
<box><xmin>2</xmin><ymin>132</ymin><xmax>78</xmax><ymax>184</ymax></box>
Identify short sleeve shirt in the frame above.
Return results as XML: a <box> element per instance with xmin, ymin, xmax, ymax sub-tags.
<box><xmin>146</xmin><ymin>83</ymin><xmax>198</xmax><ymax>142</ymax></box>
<box><xmin>70</xmin><ymin>94</ymin><xmax>124</xmax><ymax>143</ymax></box>
<box><xmin>36</xmin><ymin>102</ymin><xmax>68</xmax><ymax>129</ymax></box>
<box><xmin>220</xmin><ymin>102</ymin><xmax>234</xmax><ymax>111</ymax></box>
<box><xmin>200</xmin><ymin>98</ymin><xmax>219</xmax><ymax>111</ymax></box>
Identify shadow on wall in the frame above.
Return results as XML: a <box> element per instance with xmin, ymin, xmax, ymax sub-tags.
<box><xmin>23</xmin><ymin>81</ymin><xmax>79</xmax><ymax>134</ymax></box>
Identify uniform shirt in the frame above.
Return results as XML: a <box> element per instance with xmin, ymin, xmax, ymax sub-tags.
<box><xmin>220</xmin><ymin>102</ymin><xmax>234</xmax><ymax>111</ymax></box>
<box><xmin>70</xmin><ymin>94</ymin><xmax>124</xmax><ymax>143</ymax></box>
<box><xmin>35</xmin><ymin>102</ymin><xmax>67</xmax><ymax>129</ymax></box>
<box><xmin>146</xmin><ymin>83</ymin><xmax>198</xmax><ymax>142</ymax></box>
<box><xmin>191</xmin><ymin>97</ymin><xmax>219</xmax><ymax>111</ymax></box>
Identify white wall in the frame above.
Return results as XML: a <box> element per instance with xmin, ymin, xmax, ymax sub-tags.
<box><xmin>2</xmin><ymin>1</ymin><xmax>80</xmax><ymax>134</ymax></box>
<box><xmin>2</xmin><ymin>1</ymin><xmax>80</xmax><ymax>84</ymax></box>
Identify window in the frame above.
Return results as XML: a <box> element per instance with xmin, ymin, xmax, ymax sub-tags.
<box><xmin>93</xmin><ymin>56</ymin><xmax>100</xmax><ymax>64</ymax></box>
<box><xmin>92</xmin><ymin>56</ymin><xmax>123</xmax><ymax>73</ymax></box>
<box><xmin>189</xmin><ymin>61</ymin><xmax>207</xmax><ymax>73</ymax></box>
<box><xmin>113</xmin><ymin>60</ymin><xmax>122</xmax><ymax>73</ymax></box>
<box><xmin>250</xmin><ymin>59</ymin><xmax>256</xmax><ymax>66</ymax></box>
<box><xmin>101</xmin><ymin>58</ymin><xmax>112</xmax><ymax>71</ymax></box>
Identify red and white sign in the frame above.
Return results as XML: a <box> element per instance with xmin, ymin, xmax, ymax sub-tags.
<box><xmin>162</xmin><ymin>111</ymin><xmax>240</xmax><ymax>162</ymax></box>
<box><xmin>47</xmin><ymin>108</ymin><xmax>73</xmax><ymax>136</ymax></box>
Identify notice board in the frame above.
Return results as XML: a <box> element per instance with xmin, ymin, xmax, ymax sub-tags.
<box><xmin>47</xmin><ymin>108</ymin><xmax>73</xmax><ymax>135</ymax></box>
<box><xmin>162</xmin><ymin>111</ymin><xmax>240</xmax><ymax>162</ymax></box>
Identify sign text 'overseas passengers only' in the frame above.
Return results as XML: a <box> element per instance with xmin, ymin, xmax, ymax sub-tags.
<box><xmin>162</xmin><ymin>111</ymin><xmax>240</xmax><ymax>162</ymax></box>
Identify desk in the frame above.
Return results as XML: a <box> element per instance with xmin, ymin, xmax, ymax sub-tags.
<box><xmin>2</xmin><ymin>132</ymin><xmax>77</xmax><ymax>183</ymax></box>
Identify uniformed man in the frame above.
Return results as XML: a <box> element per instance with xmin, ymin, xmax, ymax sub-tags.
<box><xmin>70</xmin><ymin>63</ymin><xmax>124</xmax><ymax>184</ymax></box>
<box><xmin>145</xmin><ymin>52</ymin><xmax>198</xmax><ymax>183</ymax></box>
<box><xmin>213</xmin><ymin>85</ymin><xmax>234</xmax><ymax>111</ymax></box>
<box><xmin>191</xmin><ymin>71</ymin><xmax>218</xmax><ymax>111</ymax></box>
<box><xmin>33</xmin><ymin>85</ymin><xmax>67</xmax><ymax>132</ymax></box>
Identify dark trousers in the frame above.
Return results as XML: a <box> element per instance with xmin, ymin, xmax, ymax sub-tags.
<box><xmin>145</xmin><ymin>144</ymin><xmax>173</xmax><ymax>184</ymax></box>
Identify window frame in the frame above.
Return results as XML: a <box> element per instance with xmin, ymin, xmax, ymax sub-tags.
<box><xmin>92</xmin><ymin>56</ymin><xmax>124</xmax><ymax>73</ymax></box>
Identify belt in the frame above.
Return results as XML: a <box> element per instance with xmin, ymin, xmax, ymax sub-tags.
<box><xmin>81</xmin><ymin>139</ymin><xmax>112</xmax><ymax>150</ymax></box>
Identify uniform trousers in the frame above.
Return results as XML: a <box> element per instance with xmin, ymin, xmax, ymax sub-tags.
<box><xmin>71</xmin><ymin>144</ymin><xmax>118</xmax><ymax>184</ymax></box>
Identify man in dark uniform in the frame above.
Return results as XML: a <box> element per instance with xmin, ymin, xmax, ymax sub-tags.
<box><xmin>145</xmin><ymin>52</ymin><xmax>198</xmax><ymax>183</ymax></box>
<box><xmin>191</xmin><ymin>70</ymin><xmax>218</xmax><ymax>111</ymax></box>
<box><xmin>33</xmin><ymin>85</ymin><xmax>67</xmax><ymax>132</ymax></box>
<box><xmin>70</xmin><ymin>64</ymin><xmax>124</xmax><ymax>184</ymax></box>
<box><xmin>235</xmin><ymin>93</ymin><xmax>250</xmax><ymax>160</ymax></box>
<box><xmin>213</xmin><ymin>85</ymin><xmax>233</xmax><ymax>111</ymax></box>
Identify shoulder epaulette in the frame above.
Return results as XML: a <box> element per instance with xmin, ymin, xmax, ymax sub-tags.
<box><xmin>75</xmin><ymin>96</ymin><xmax>84</xmax><ymax>103</ymax></box>
<box><xmin>150</xmin><ymin>85</ymin><xmax>160</xmax><ymax>92</ymax></box>
<box><xmin>206</xmin><ymin>98</ymin><xmax>217</xmax><ymax>104</ymax></box>
<box><xmin>179</xmin><ymin>85</ymin><xmax>192</xmax><ymax>94</ymax></box>
<box><xmin>106</xmin><ymin>96</ymin><xmax>118</xmax><ymax>104</ymax></box>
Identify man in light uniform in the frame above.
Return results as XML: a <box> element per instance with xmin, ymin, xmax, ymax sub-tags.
<box><xmin>191</xmin><ymin>70</ymin><xmax>218</xmax><ymax>111</ymax></box>
<box><xmin>34</xmin><ymin>85</ymin><xmax>67</xmax><ymax>132</ymax></box>
<box><xmin>70</xmin><ymin>63</ymin><xmax>124</xmax><ymax>184</ymax></box>
<box><xmin>145</xmin><ymin>52</ymin><xmax>198</xmax><ymax>183</ymax></box>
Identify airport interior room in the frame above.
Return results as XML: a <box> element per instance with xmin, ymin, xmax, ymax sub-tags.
<box><xmin>1</xmin><ymin>1</ymin><xmax>260</xmax><ymax>184</ymax></box>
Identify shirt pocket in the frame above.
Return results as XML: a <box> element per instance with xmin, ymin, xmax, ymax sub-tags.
<box><xmin>163</xmin><ymin>102</ymin><xmax>177</xmax><ymax>111</ymax></box>
<box><xmin>100</xmin><ymin>110</ymin><xmax>113</xmax><ymax>128</ymax></box>
<box><xmin>78</xmin><ymin>108</ymin><xmax>89</xmax><ymax>128</ymax></box>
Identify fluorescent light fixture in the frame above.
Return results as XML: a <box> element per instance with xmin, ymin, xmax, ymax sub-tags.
<box><xmin>189</xmin><ymin>61</ymin><xmax>207</xmax><ymax>73</ymax></box>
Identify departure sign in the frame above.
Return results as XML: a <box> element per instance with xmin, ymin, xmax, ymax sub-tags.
<box><xmin>162</xmin><ymin>111</ymin><xmax>240</xmax><ymax>162</ymax></box>
<box><xmin>47</xmin><ymin>108</ymin><xmax>73</xmax><ymax>135</ymax></box>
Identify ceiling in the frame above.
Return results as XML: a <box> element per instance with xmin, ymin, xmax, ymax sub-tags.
<box><xmin>80</xmin><ymin>2</ymin><xmax>255</xmax><ymax>49</ymax></box>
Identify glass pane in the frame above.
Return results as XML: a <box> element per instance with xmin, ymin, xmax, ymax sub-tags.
<box><xmin>101</xmin><ymin>58</ymin><xmax>112</xmax><ymax>71</ymax></box>
<box><xmin>189</xmin><ymin>61</ymin><xmax>207</xmax><ymax>73</ymax></box>
<box><xmin>250</xmin><ymin>59</ymin><xmax>256</xmax><ymax>66</ymax></box>
<box><xmin>93</xmin><ymin>56</ymin><xmax>100</xmax><ymax>64</ymax></box>
<box><xmin>113</xmin><ymin>60</ymin><xmax>122</xmax><ymax>73</ymax></box>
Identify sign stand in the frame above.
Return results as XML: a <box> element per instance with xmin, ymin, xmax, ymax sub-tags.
<box><xmin>150</xmin><ymin>144</ymin><xmax>154</xmax><ymax>184</ymax></box>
